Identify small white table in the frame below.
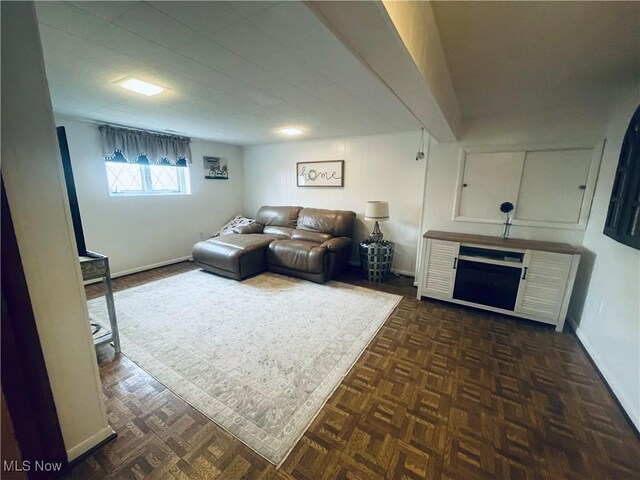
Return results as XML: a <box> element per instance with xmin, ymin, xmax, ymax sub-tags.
<box><xmin>80</xmin><ymin>251</ymin><xmax>120</xmax><ymax>353</ymax></box>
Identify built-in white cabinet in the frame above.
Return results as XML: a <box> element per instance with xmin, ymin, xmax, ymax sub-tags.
<box><xmin>418</xmin><ymin>231</ymin><xmax>581</xmax><ymax>332</ymax></box>
<box><xmin>453</xmin><ymin>144</ymin><xmax>603</xmax><ymax>229</ymax></box>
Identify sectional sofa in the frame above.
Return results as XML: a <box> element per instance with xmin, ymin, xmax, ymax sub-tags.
<box><xmin>192</xmin><ymin>206</ymin><xmax>356</xmax><ymax>283</ymax></box>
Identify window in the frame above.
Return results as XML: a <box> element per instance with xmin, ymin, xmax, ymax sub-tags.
<box><xmin>604</xmin><ymin>105</ymin><xmax>640</xmax><ymax>249</ymax></box>
<box><xmin>106</xmin><ymin>162</ymin><xmax>190</xmax><ymax>195</ymax></box>
<box><xmin>99</xmin><ymin>124</ymin><xmax>193</xmax><ymax>196</ymax></box>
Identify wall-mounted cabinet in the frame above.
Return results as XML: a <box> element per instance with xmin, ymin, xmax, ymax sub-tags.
<box><xmin>453</xmin><ymin>143</ymin><xmax>604</xmax><ymax>229</ymax></box>
<box><xmin>418</xmin><ymin>231</ymin><xmax>581</xmax><ymax>332</ymax></box>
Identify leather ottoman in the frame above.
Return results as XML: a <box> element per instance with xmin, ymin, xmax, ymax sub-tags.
<box><xmin>192</xmin><ymin>234</ymin><xmax>274</xmax><ymax>280</ymax></box>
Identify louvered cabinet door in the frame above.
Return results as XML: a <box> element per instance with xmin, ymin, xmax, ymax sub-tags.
<box><xmin>515</xmin><ymin>250</ymin><xmax>572</xmax><ymax>322</ymax></box>
<box><xmin>422</xmin><ymin>239</ymin><xmax>459</xmax><ymax>299</ymax></box>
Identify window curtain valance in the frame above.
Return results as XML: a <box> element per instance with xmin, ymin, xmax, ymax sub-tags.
<box><xmin>99</xmin><ymin>124</ymin><xmax>192</xmax><ymax>167</ymax></box>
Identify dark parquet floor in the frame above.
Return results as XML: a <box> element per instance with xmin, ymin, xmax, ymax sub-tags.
<box><xmin>65</xmin><ymin>261</ymin><xmax>640</xmax><ymax>479</ymax></box>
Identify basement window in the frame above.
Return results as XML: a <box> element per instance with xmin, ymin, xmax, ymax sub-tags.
<box><xmin>106</xmin><ymin>161</ymin><xmax>190</xmax><ymax>196</ymax></box>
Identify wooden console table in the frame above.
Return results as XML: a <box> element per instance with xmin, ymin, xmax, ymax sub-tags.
<box><xmin>80</xmin><ymin>251</ymin><xmax>120</xmax><ymax>353</ymax></box>
<box><xmin>418</xmin><ymin>231</ymin><xmax>581</xmax><ymax>332</ymax></box>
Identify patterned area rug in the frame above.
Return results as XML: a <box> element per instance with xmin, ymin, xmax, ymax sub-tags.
<box><xmin>88</xmin><ymin>270</ymin><xmax>401</xmax><ymax>466</ymax></box>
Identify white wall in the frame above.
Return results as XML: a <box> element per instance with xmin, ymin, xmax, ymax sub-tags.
<box><xmin>243</xmin><ymin>131</ymin><xmax>426</xmax><ymax>275</ymax></box>
<box><xmin>58</xmin><ymin>117</ymin><xmax>244</xmax><ymax>276</ymax></box>
<box><xmin>569</xmin><ymin>92</ymin><xmax>640</xmax><ymax>430</ymax></box>
<box><xmin>421</xmin><ymin>106</ymin><xmax>610</xmax><ymax>247</ymax></box>
<box><xmin>1</xmin><ymin>2</ymin><xmax>112</xmax><ymax>460</ymax></box>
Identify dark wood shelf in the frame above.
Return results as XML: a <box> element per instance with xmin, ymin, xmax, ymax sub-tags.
<box><xmin>423</xmin><ymin>230</ymin><xmax>581</xmax><ymax>255</ymax></box>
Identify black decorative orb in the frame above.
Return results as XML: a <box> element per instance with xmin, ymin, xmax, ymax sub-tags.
<box><xmin>500</xmin><ymin>202</ymin><xmax>514</xmax><ymax>213</ymax></box>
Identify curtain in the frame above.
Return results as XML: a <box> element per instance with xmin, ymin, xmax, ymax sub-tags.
<box><xmin>99</xmin><ymin>125</ymin><xmax>192</xmax><ymax>167</ymax></box>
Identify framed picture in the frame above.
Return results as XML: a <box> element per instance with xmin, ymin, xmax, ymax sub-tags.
<box><xmin>296</xmin><ymin>160</ymin><xmax>344</xmax><ymax>187</ymax></box>
<box><xmin>204</xmin><ymin>156</ymin><xmax>228</xmax><ymax>180</ymax></box>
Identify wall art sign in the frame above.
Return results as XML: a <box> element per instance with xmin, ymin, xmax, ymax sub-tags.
<box><xmin>204</xmin><ymin>156</ymin><xmax>228</xmax><ymax>179</ymax></box>
<box><xmin>296</xmin><ymin>160</ymin><xmax>344</xmax><ymax>187</ymax></box>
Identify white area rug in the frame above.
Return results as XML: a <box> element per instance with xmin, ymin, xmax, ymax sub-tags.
<box><xmin>88</xmin><ymin>270</ymin><xmax>401</xmax><ymax>465</ymax></box>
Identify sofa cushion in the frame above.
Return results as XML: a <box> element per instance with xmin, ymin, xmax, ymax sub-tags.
<box><xmin>256</xmin><ymin>206</ymin><xmax>303</xmax><ymax>228</ymax></box>
<box><xmin>291</xmin><ymin>229</ymin><xmax>332</xmax><ymax>243</ymax></box>
<box><xmin>268</xmin><ymin>240</ymin><xmax>327</xmax><ymax>273</ymax></box>
<box><xmin>263</xmin><ymin>226</ymin><xmax>295</xmax><ymax>238</ymax></box>
<box><xmin>296</xmin><ymin>208</ymin><xmax>356</xmax><ymax>237</ymax></box>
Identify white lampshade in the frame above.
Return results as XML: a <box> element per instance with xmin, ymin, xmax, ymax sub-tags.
<box><xmin>365</xmin><ymin>201</ymin><xmax>389</xmax><ymax>221</ymax></box>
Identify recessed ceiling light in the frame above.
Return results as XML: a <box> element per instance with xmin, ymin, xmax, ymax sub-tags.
<box><xmin>278</xmin><ymin>127</ymin><xmax>303</xmax><ymax>135</ymax></box>
<box><xmin>121</xmin><ymin>78</ymin><xmax>164</xmax><ymax>96</ymax></box>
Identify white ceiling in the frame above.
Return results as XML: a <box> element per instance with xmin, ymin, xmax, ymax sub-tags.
<box><xmin>37</xmin><ymin>2</ymin><xmax>640</xmax><ymax>145</ymax></box>
<box><xmin>36</xmin><ymin>1</ymin><xmax>420</xmax><ymax>145</ymax></box>
<box><xmin>431</xmin><ymin>1</ymin><xmax>640</xmax><ymax>120</ymax></box>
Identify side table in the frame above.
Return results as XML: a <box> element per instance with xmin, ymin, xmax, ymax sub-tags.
<box><xmin>359</xmin><ymin>240</ymin><xmax>395</xmax><ymax>282</ymax></box>
<box><xmin>80</xmin><ymin>251</ymin><xmax>121</xmax><ymax>353</ymax></box>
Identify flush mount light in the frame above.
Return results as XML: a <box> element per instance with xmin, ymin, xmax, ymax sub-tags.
<box><xmin>278</xmin><ymin>127</ymin><xmax>303</xmax><ymax>135</ymax></box>
<box><xmin>121</xmin><ymin>78</ymin><xmax>164</xmax><ymax>96</ymax></box>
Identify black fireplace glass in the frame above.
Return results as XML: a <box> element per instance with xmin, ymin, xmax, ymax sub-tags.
<box><xmin>453</xmin><ymin>260</ymin><xmax>521</xmax><ymax>311</ymax></box>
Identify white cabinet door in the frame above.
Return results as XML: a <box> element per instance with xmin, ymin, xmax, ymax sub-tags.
<box><xmin>422</xmin><ymin>240</ymin><xmax>459</xmax><ymax>299</ymax></box>
<box><xmin>458</xmin><ymin>152</ymin><xmax>525</xmax><ymax>221</ymax></box>
<box><xmin>515</xmin><ymin>149</ymin><xmax>592</xmax><ymax>223</ymax></box>
<box><xmin>454</xmin><ymin>145</ymin><xmax>602</xmax><ymax>228</ymax></box>
<box><xmin>515</xmin><ymin>250</ymin><xmax>572</xmax><ymax>322</ymax></box>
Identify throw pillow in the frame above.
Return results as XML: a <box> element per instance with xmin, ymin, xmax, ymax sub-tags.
<box><xmin>213</xmin><ymin>214</ymin><xmax>255</xmax><ymax>237</ymax></box>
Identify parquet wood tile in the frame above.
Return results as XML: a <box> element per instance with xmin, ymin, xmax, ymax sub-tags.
<box><xmin>62</xmin><ymin>262</ymin><xmax>640</xmax><ymax>479</ymax></box>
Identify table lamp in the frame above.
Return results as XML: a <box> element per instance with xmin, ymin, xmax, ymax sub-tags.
<box><xmin>365</xmin><ymin>201</ymin><xmax>389</xmax><ymax>242</ymax></box>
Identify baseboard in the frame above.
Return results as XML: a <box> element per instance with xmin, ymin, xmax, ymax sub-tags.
<box><xmin>66</xmin><ymin>426</ymin><xmax>115</xmax><ymax>462</ymax></box>
<box><xmin>567</xmin><ymin>314</ymin><xmax>640</xmax><ymax>434</ymax></box>
<box><xmin>348</xmin><ymin>260</ymin><xmax>415</xmax><ymax>278</ymax></box>
<box><xmin>391</xmin><ymin>268</ymin><xmax>415</xmax><ymax>277</ymax></box>
<box><xmin>84</xmin><ymin>256</ymin><xmax>192</xmax><ymax>285</ymax></box>
<box><xmin>112</xmin><ymin>256</ymin><xmax>192</xmax><ymax>278</ymax></box>
<box><xmin>566</xmin><ymin>313</ymin><xmax>579</xmax><ymax>331</ymax></box>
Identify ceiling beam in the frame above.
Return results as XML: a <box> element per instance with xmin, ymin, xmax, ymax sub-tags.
<box><xmin>306</xmin><ymin>0</ymin><xmax>461</xmax><ymax>142</ymax></box>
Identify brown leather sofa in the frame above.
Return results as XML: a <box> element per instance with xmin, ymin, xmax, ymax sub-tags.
<box><xmin>192</xmin><ymin>206</ymin><xmax>356</xmax><ymax>283</ymax></box>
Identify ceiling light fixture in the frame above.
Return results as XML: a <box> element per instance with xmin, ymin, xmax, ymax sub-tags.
<box><xmin>278</xmin><ymin>127</ymin><xmax>303</xmax><ymax>135</ymax></box>
<box><xmin>121</xmin><ymin>78</ymin><xmax>164</xmax><ymax>96</ymax></box>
